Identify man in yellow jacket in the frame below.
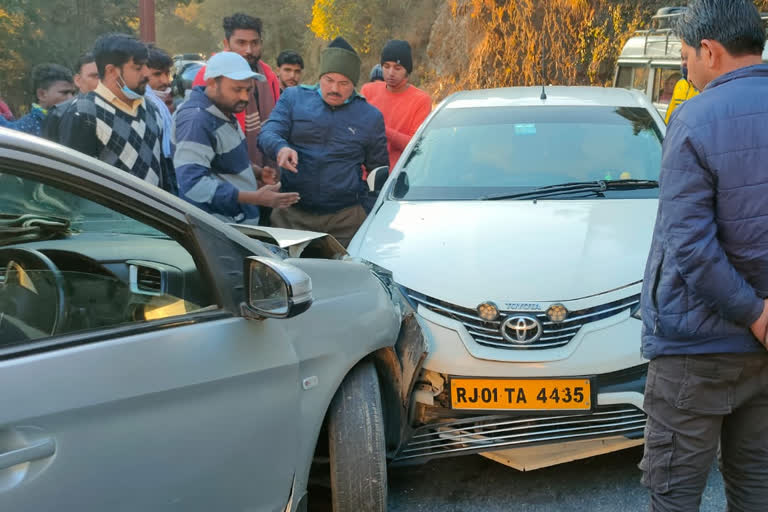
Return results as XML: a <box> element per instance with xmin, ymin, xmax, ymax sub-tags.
<box><xmin>665</xmin><ymin>62</ymin><xmax>699</xmax><ymax>124</ymax></box>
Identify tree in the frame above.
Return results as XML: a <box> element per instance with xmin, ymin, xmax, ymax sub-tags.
<box><xmin>0</xmin><ymin>0</ymin><xmax>140</xmax><ymax>111</ymax></box>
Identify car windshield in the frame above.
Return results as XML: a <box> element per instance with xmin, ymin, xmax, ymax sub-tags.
<box><xmin>393</xmin><ymin>105</ymin><xmax>663</xmax><ymax>201</ymax></box>
<box><xmin>0</xmin><ymin>172</ymin><xmax>166</xmax><ymax>237</ymax></box>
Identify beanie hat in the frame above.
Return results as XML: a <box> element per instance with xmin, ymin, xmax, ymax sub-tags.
<box><xmin>381</xmin><ymin>40</ymin><xmax>413</xmax><ymax>74</ymax></box>
<box><xmin>319</xmin><ymin>36</ymin><xmax>361</xmax><ymax>85</ymax></box>
<box><xmin>369</xmin><ymin>63</ymin><xmax>384</xmax><ymax>82</ymax></box>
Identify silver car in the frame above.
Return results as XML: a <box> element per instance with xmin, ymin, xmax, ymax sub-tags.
<box><xmin>0</xmin><ymin>128</ymin><xmax>425</xmax><ymax>511</ymax></box>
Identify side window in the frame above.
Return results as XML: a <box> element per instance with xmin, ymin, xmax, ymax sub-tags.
<box><xmin>615</xmin><ymin>66</ymin><xmax>649</xmax><ymax>94</ymax></box>
<box><xmin>632</xmin><ymin>66</ymin><xmax>649</xmax><ymax>93</ymax></box>
<box><xmin>652</xmin><ymin>67</ymin><xmax>682</xmax><ymax>105</ymax></box>
<box><xmin>0</xmin><ymin>171</ymin><xmax>217</xmax><ymax>348</ymax></box>
<box><xmin>615</xmin><ymin>66</ymin><xmax>633</xmax><ymax>89</ymax></box>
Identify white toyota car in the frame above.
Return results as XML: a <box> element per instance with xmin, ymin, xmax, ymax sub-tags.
<box><xmin>349</xmin><ymin>86</ymin><xmax>665</xmax><ymax>470</ymax></box>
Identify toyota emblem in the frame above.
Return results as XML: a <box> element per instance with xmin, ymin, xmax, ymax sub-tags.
<box><xmin>500</xmin><ymin>315</ymin><xmax>543</xmax><ymax>344</ymax></box>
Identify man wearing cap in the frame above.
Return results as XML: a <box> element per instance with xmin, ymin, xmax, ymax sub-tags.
<box><xmin>173</xmin><ymin>52</ymin><xmax>299</xmax><ymax>225</ymax></box>
<box><xmin>258</xmin><ymin>37</ymin><xmax>388</xmax><ymax>247</ymax></box>
<box><xmin>361</xmin><ymin>40</ymin><xmax>432</xmax><ymax>170</ymax></box>
<box><xmin>192</xmin><ymin>13</ymin><xmax>280</xmax><ymax>188</ymax></box>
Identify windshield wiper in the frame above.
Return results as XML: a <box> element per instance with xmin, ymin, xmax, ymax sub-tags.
<box><xmin>480</xmin><ymin>179</ymin><xmax>658</xmax><ymax>201</ymax></box>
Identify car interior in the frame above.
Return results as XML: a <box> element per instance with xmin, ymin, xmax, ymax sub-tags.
<box><xmin>0</xmin><ymin>171</ymin><xmax>214</xmax><ymax>347</ymax></box>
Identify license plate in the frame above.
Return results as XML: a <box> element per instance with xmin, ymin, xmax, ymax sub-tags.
<box><xmin>450</xmin><ymin>377</ymin><xmax>592</xmax><ymax>411</ymax></box>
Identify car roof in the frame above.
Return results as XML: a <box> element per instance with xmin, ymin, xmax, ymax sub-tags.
<box><xmin>0</xmin><ymin>127</ymin><xmax>193</xmax><ymax>216</ymax></box>
<box><xmin>442</xmin><ymin>86</ymin><xmax>651</xmax><ymax>109</ymax></box>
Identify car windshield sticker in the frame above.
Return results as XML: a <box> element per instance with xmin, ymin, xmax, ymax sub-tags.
<box><xmin>514</xmin><ymin>123</ymin><xmax>536</xmax><ymax>135</ymax></box>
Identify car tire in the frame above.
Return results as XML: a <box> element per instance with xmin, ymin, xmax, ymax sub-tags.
<box><xmin>328</xmin><ymin>361</ymin><xmax>387</xmax><ymax>512</ymax></box>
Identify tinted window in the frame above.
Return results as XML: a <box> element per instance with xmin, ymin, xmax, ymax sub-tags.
<box><xmin>394</xmin><ymin>106</ymin><xmax>663</xmax><ymax>201</ymax></box>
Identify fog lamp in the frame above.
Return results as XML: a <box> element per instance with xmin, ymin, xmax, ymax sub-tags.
<box><xmin>547</xmin><ymin>304</ymin><xmax>568</xmax><ymax>323</ymax></box>
<box><xmin>477</xmin><ymin>302</ymin><xmax>500</xmax><ymax>321</ymax></box>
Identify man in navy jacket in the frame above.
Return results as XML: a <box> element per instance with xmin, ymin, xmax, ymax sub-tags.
<box><xmin>639</xmin><ymin>1</ymin><xmax>768</xmax><ymax>510</ymax></box>
<box><xmin>258</xmin><ymin>37</ymin><xmax>388</xmax><ymax>246</ymax></box>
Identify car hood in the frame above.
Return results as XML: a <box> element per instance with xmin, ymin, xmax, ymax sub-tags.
<box><xmin>350</xmin><ymin>199</ymin><xmax>658</xmax><ymax>307</ymax></box>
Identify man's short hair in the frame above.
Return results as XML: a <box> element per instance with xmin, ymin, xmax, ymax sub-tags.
<box><xmin>277</xmin><ymin>50</ymin><xmax>304</xmax><ymax>69</ymax></box>
<box><xmin>147</xmin><ymin>45</ymin><xmax>173</xmax><ymax>72</ymax></box>
<box><xmin>31</xmin><ymin>63</ymin><xmax>74</xmax><ymax>95</ymax></box>
<box><xmin>75</xmin><ymin>52</ymin><xmax>95</xmax><ymax>74</ymax></box>
<box><xmin>92</xmin><ymin>33</ymin><xmax>148</xmax><ymax>78</ymax></box>
<box><xmin>675</xmin><ymin>0</ymin><xmax>765</xmax><ymax>56</ymax></box>
<box><xmin>223</xmin><ymin>13</ymin><xmax>263</xmax><ymax>40</ymax></box>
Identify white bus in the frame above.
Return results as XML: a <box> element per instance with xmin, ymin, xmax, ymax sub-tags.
<box><xmin>614</xmin><ymin>6</ymin><xmax>768</xmax><ymax>120</ymax></box>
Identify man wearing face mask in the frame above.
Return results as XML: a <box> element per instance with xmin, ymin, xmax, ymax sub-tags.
<box><xmin>144</xmin><ymin>45</ymin><xmax>175</xmax><ymax>161</ymax></box>
<box><xmin>664</xmin><ymin>54</ymin><xmax>699</xmax><ymax>124</ymax></box>
<box><xmin>57</xmin><ymin>33</ymin><xmax>176</xmax><ymax>194</ymax></box>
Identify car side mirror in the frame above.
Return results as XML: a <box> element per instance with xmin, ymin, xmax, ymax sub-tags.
<box><xmin>367</xmin><ymin>166</ymin><xmax>389</xmax><ymax>193</ymax></box>
<box><xmin>243</xmin><ymin>257</ymin><xmax>312</xmax><ymax>319</ymax></box>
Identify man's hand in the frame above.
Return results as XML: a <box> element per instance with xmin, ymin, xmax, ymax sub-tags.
<box><xmin>259</xmin><ymin>183</ymin><xmax>300</xmax><ymax>209</ymax></box>
<box><xmin>254</xmin><ymin>165</ymin><xmax>278</xmax><ymax>186</ymax></box>
<box><xmin>277</xmin><ymin>147</ymin><xmax>299</xmax><ymax>173</ymax></box>
<box><xmin>239</xmin><ymin>183</ymin><xmax>299</xmax><ymax>209</ymax></box>
<box><xmin>750</xmin><ymin>298</ymin><xmax>768</xmax><ymax>349</ymax></box>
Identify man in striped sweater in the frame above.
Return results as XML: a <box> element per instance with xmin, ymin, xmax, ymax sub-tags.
<box><xmin>173</xmin><ymin>52</ymin><xmax>299</xmax><ymax>225</ymax></box>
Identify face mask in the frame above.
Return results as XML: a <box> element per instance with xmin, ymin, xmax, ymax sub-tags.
<box><xmin>117</xmin><ymin>73</ymin><xmax>144</xmax><ymax>100</ymax></box>
<box><xmin>681</xmin><ymin>64</ymin><xmax>688</xmax><ymax>80</ymax></box>
<box><xmin>156</xmin><ymin>87</ymin><xmax>172</xmax><ymax>101</ymax></box>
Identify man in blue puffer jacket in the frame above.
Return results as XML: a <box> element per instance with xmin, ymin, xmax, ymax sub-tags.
<box><xmin>639</xmin><ymin>1</ymin><xmax>768</xmax><ymax>510</ymax></box>
<box><xmin>258</xmin><ymin>37</ymin><xmax>388</xmax><ymax>247</ymax></box>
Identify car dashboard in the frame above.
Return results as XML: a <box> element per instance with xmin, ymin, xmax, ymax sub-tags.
<box><xmin>1</xmin><ymin>232</ymin><xmax>211</xmax><ymax>338</ymax></box>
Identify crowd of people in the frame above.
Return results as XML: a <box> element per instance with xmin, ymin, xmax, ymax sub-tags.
<box><xmin>0</xmin><ymin>12</ymin><xmax>433</xmax><ymax>247</ymax></box>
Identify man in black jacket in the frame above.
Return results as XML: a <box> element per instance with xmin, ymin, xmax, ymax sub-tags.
<box><xmin>639</xmin><ymin>1</ymin><xmax>768</xmax><ymax>510</ymax></box>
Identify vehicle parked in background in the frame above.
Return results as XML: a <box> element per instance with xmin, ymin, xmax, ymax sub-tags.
<box><xmin>613</xmin><ymin>6</ymin><xmax>768</xmax><ymax>120</ymax></box>
<box><xmin>171</xmin><ymin>61</ymin><xmax>204</xmax><ymax>106</ymax></box>
<box><xmin>349</xmin><ymin>86</ymin><xmax>665</xmax><ymax>472</ymax></box>
<box><xmin>172</xmin><ymin>53</ymin><xmax>206</xmax><ymax>72</ymax></box>
<box><xmin>0</xmin><ymin>127</ymin><xmax>426</xmax><ymax>511</ymax></box>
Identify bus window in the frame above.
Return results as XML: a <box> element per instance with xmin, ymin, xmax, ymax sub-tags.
<box><xmin>652</xmin><ymin>68</ymin><xmax>683</xmax><ymax>105</ymax></box>
<box><xmin>615</xmin><ymin>66</ymin><xmax>633</xmax><ymax>89</ymax></box>
<box><xmin>632</xmin><ymin>66</ymin><xmax>649</xmax><ymax>92</ymax></box>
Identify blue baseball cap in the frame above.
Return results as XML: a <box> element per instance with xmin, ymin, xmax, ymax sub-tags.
<box><xmin>203</xmin><ymin>52</ymin><xmax>265</xmax><ymax>81</ymax></box>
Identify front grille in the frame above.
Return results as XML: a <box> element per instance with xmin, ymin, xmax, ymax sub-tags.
<box><xmin>393</xmin><ymin>405</ymin><xmax>646</xmax><ymax>464</ymax></box>
<box><xmin>406</xmin><ymin>290</ymin><xmax>640</xmax><ymax>350</ymax></box>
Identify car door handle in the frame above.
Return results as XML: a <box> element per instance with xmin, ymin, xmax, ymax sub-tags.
<box><xmin>0</xmin><ymin>438</ymin><xmax>56</xmax><ymax>471</ymax></box>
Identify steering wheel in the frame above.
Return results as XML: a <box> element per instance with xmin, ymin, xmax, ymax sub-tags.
<box><xmin>0</xmin><ymin>248</ymin><xmax>68</xmax><ymax>343</ymax></box>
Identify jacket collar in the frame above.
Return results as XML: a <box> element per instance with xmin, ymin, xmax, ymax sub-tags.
<box><xmin>705</xmin><ymin>64</ymin><xmax>768</xmax><ymax>91</ymax></box>
<box><xmin>302</xmin><ymin>83</ymin><xmax>362</xmax><ymax>107</ymax></box>
<box><xmin>95</xmin><ymin>82</ymin><xmax>144</xmax><ymax>116</ymax></box>
<box><xmin>188</xmin><ymin>86</ymin><xmax>236</xmax><ymax>123</ymax></box>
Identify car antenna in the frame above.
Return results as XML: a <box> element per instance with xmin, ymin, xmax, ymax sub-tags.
<box><xmin>539</xmin><ymin>43</ymin><xmax>548</xmax><ymax>100</ymax></box>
